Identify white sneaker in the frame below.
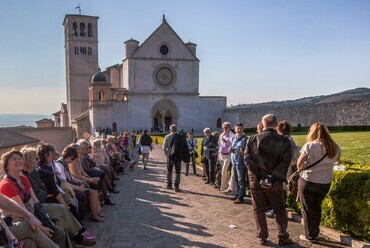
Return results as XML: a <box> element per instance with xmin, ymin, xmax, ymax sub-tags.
<box><xmin>221</xmin><ymin>189</ymin><xmax>231</xmax><ymax>194</ymax></box>
<box><xmin>299</xmin><ymin>235</ymin><xmax>317</xmax><ymax>243</ymax></box>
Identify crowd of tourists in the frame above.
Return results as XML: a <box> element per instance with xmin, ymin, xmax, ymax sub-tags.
<box><xmin>163</xmin><ymin>114</ymin><xmax>341</xmax><ymax>246</ymax></box>
<box><xmin>0</xmin><ymin>115</ymin><xmax>341</xmax><ymax>247</ymax></box>
<box><xmin>0</xmin><ymin>131</ymin><xmax>149</xmax><ymax>248</ymax></box>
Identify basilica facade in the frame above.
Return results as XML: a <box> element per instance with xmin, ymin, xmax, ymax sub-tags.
<box><xmin>54</xmin><ymin>14</ymin><xmax>226</xmax><ymax>138</ymax></box>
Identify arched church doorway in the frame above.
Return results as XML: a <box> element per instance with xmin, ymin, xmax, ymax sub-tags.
<box><xmin>112</xmin><ymin>122</ymin><xmax>117</xmax><ymax>133</ymax></box>
<box><xmin>151</xmin><ymin>98</ymin><xmax>179</xmax><ymax>132</ymax></box>
<box><xmin>153</xmin><ymin>111</ymin><xmax>163</xmax><ymax>132</ymax></box>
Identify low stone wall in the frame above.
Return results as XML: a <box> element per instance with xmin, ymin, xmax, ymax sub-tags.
<box><xmin>225</xmin><ymin>100</ymin><xmax>370</xmax><ymax>128</ymax></box>
<box><xmin>17</xmin><ymin>127</ymin><xmax>73</xmax><ymax>153</ymax></box>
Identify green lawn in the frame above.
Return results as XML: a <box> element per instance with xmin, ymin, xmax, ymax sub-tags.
<box><xmin>154</xmin><ymin>131</ymin><xmax>370</xmax><ymax>168</ymax></box>
<box><xmin>291</xmin><ymin>131</ymin><xmax>370</xmax><ymax>168</ymax></box>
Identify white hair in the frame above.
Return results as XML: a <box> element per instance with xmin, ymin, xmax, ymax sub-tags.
<box><xmin>77</xmin><ymin>139</ymin><xmax>90</xmax><ymax>148</ymax></box>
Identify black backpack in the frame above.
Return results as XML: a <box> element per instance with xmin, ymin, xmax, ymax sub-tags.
<box><xmin>169</xmin><ymin>134</ymin><xmax>180</xmax><ymax>160</ymax></box>
<box><xmin>168</xmin><ymin>133</ymin><xmax>189</xmax><ymax>162</ymax></box>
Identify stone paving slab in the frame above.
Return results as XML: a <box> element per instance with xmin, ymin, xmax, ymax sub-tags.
<box><xmin>85</xmin><ymin>145</ymin><xmax>347</xmax><ymax>248</ymax></box>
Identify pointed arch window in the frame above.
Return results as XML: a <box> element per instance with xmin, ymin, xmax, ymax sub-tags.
<box><xmin>79</xmin><ymin>23</ymin><xmax>86</xmax><ymax>37</ymax></box>
<box><xmin>87</xmin><ymin>23</ymin><xmax>93</xmax><ymax>37</ymax></box>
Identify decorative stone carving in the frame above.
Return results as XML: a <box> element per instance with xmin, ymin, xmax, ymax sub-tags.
<box><xmin>153</xmin><ymin>64</ymin><xmax>177</xmax><ymax>88</ymax></box>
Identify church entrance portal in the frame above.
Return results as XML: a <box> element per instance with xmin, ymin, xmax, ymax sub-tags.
<box><xmin>151</xmin><ymin>98</ymin><xmax>179</xmax><ymax>132</ymax></box>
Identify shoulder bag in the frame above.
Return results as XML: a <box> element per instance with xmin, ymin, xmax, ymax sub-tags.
<box><xmin>287</xmin><ymin>152</ymin><xmax>327</xmax><ymax>196</ymax></box>
<box><xmin>33</xmin><ymin>202</ymin><xmax>55</xmax><ymax>231</ymax></box>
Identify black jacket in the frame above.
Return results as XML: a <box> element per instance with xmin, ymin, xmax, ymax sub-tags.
<box><xmin>139</xmin><ymin>134</ymin><xmax>153</xmax><ymax>146</ymax></box>
<box><xmin>200</xmin><ymin>135</ymin><xmax>218</xmax><ymax>157</ymax></box>
<box><xmin>244</xmin><ymin>128</ymin><xmax>292</xmax><ymax>182</ymax></box>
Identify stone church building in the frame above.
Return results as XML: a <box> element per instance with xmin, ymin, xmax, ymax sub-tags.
<box><xmin>54</xmin><ymin>14</ymin><xmax>226</xmax><ymax>138</ymax></box>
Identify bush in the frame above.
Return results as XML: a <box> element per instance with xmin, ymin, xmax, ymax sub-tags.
<box><xmin>287</xmin><ymin>169</ymin><xmax>370</xmax><ymax>242</ymax></box>
<box><xmin>321</xmin><ymin>169</ymin><xmax>370</xmax><ymax>242</ymax></box>
<box><xmin>152</xmin><ymin>136</ymin><xmax>165</xmax><ymax>145</ymax></box>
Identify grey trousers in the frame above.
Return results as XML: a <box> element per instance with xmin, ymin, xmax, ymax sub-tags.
<box><xmin>8</xmin><ymin>221</ymin><xmax>59</xmax><ymax>248</ymax></box>
<box><xmin>43</xmin><ymin>203</ymin><xmax>83</xmax><ymax>248</ymax></box>
<box><xmin>141</xmin><ymin>153</ymin><xmax>149</xmax><ymax>168</ymax></box>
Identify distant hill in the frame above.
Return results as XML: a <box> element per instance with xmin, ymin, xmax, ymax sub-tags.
<box><xmin>229</xmin><ymin>88</ymin><xmax>370</xmax><ymax>109</ymax></box>
<box><xmin>0</xmin><ymin>114</ymin><xmax>52</xmax><ymax>127</ymax></box>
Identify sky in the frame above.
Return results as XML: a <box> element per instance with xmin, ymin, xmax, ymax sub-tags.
<box><xmin>0</xmin><ymin>0</ymin><xmax>369</xmax><ymax>114</ymax></box>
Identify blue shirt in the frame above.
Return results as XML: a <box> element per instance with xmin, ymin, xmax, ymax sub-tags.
<box><xmin>231</xmin><ymin>134</ymin><xmax>248</xmax><ymax>168</ymax></box>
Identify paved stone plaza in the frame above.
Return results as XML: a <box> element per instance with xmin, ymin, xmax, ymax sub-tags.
<box><xmin>86</xmin><ymin>145</ymin><xmax>346</xmax><ymax>248</ymax></box>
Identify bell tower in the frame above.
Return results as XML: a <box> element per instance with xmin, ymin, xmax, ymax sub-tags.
<box><xmin>63</xmin><ymin>14</ymin><xmax>99</xmax><ymax>126</ymax></box>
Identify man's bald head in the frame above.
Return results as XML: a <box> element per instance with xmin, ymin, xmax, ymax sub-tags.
<box><xmin>262</xmin><ymin>114</ymin><xmax>277</xmax><ymax>129</ymax></box>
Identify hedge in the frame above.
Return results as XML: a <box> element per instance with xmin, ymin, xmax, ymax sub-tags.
<box><xmin>321</xmin><ymin>169</ymin><xmax>370</xmax><ymax>241</ymax></box>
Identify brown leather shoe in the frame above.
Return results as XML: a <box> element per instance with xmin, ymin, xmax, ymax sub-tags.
<box><xmin>231</xmin><ymin>196</ymin><xmax>237</xmax><ymax>201</ymax></box>
<box><xmin>233</xmin><ymin>198</ymin><xmax>244</xmax><ymax>204</ymax></box>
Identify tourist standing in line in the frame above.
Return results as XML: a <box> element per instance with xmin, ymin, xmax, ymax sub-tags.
<box><xmin>230</xmin><ymin>122</ymin><xmax>248</xmax><ymax>204</ymax></box>
<box><xmin>200</xmin><ymin>128</ymin><xmax>218</xmax><ymax>185</ymax></box>
<box><xmin>218</xmin><ymin>122</ymin><xmax>234</xmax><ymax>191</ymax></box>
<box><xmin>297</xmin><ymin>123</ymin><xmax>341</xmax><ymax>243</ymax></box>
<box><xmin>266</xmin><ymin>120</ymin><xmax>298</xmax><ymax>218</ymax></box>
<box><xmin>163</xmin><ymin>124</ymin><xmax>189</xmax><ymax>192</ymax></box>
<box><xmin>210</xmin><ymin>131</ymin><xmax>220</xmax><ymax>186</ymax></box>
<box><xmin>185</xmin><ymin>131</ymin><xmax>198</xmax><ymax>176</ymax></box>
<box><xmin>138</xmin><ymin>130</ymin><xmax>153</xmax><ymax>170</ymax></box>
<box><xmin>244</xmin><ymin>114</ymin><xmax>293</xmax><ymax>246</ymax></box>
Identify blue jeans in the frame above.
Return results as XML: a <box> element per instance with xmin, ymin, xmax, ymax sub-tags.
<box><xmin>233</xmin><ymin>166</ymin><xmax>247</xmax><ymax>199</ymax></box>
<box><xmin>167</xmin><ymin>158</ymin><xmax>181</xmax><ymax>188</ymax></box>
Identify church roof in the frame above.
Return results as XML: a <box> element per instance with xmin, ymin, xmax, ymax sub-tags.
<box><xmin>0</xmin><ymin>128</ymin><xmax>39</xmax><ymax>149</ymax></box>
<box><xmin>130</xmin><ymin>16</ymin><xmax>199</xmax><ymax>61</ymax></box>
<box><xmin>186</xmin><ymin>41</ymin><xmax>197</xmax><ymax>46</ymax></box>
<box><xmin>106</xmin><ymin>64</ymin><xmax>120</xmax><ymax>69</ymax></box>
<box><xmin>124</xmin><ymin>38</ymin><xmax>139</xmax><ymax>44</ymax></box>
<box><xmin>63</xmin><ymin>14</ymin><xmax>99</xmax><ymax>26</ymax></box>
<box><xmin>92</xmin><ymin>71</ymin><xmax>107</xmax><ymax>83</ymax></box>
<box><xmin>72</xmin><ymin>109</ymin><xmax>89</xmax><ymax>122</ymax></box>
<box><xmin>35</xmin><ymin>118</ymin><xmax>54</xmax><ymax>123</ymax></box>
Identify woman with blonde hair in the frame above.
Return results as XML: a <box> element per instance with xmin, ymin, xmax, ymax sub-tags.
<box><xmin>297</xmin><ymin>122</ymin><xmax>341</xmax><ymax>243</ymax></box>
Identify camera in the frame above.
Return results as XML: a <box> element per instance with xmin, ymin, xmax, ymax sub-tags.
<box><xmin>259</xmin><ymin>175</ymin><xmax>273</xmax><ymax>188</ymax></box>
<box><xmin>10</xmin><ymin>239</ymin><xmax>19</xmax><ymax>248</ymax></box>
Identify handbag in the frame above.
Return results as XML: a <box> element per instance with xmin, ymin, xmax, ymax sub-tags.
<box><xmin>287</xmin><ymin>152</ymin><xmax>327</xmax><ymax>196</ymax></box>
<box><xmin>33</xmin><ymin>202</ymin><xmax>55</xmax><ymax>231</ymax></box>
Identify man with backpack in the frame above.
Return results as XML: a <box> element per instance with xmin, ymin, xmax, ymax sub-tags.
<box><xmin>163</xmin><ymin>124</ymin><xmax>189</xmax><ymax>192</ymax></box>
